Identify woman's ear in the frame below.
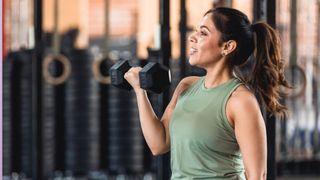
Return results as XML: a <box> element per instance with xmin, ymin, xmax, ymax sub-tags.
<box><xmin>221</xmin><ymin>40</ymin><xmax>237</xmax><ymax>56</ymax></box>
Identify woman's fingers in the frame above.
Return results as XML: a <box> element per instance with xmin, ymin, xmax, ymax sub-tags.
<box><xmin>124</xmin><ymin>67</ymin><xmax>143</xmax><ymax>90</ymax></box>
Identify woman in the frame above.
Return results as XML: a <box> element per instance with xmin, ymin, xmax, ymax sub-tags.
<box><xmin>124</xmin><ymin>7</ymin><xmax>290</xmax><ymax>180</ymax></box>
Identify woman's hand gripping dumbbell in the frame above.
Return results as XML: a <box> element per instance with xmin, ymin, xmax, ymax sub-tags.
<box><xmin>109</xmin><ymin>60</ymin><xmax>171</xmax><ymax>93</ymax></box>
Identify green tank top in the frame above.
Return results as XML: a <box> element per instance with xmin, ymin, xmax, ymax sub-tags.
<box><xmin>169</xmin><ymin>77</ymin><xmax>245</xmax><ymax>180</ymax></box>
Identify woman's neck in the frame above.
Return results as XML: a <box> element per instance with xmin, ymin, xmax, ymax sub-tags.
<box><xmin>203</xmin><ymin>63</ymin><xmax>233</xmax><ymax>89</ymax></box>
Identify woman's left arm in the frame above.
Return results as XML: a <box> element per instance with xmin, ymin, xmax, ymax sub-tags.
<box><xmin>227</xmin><ymin>86</ymin><xmax>267</xmax><ymax>180</ymax></box>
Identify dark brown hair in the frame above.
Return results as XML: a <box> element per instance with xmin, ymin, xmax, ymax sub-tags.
<box><xmin>205</xmin><ymin>7</ymin><xmax>291</xmax><ymax>117</ymax></box>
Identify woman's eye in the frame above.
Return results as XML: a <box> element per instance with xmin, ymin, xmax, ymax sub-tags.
<box><xmin>200</xmin><ymin>31</ymin><xmax>207</xmax><ymax>36</ymax></box>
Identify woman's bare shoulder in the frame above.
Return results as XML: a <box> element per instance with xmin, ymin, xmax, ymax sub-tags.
<box><xmin>227</xmin><ymin>84</ymin><xmax>262</xmax><ymax>125</ymax></box>
<box><xmin>229</xmin><ymin>85</ymin><xmax>258</xmax><ymax>107</ymax></box>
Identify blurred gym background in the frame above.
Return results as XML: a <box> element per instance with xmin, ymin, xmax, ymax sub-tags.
<box><xmin>2</xmin><ymin>0</ymin><xmax>320</xmax><ymax>179</ymax></box>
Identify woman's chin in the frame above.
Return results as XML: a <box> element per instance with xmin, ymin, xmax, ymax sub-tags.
<box><xmin>188</xmin><ymin>57</ymin><xmax>197</xmax><ymax>66</ymax></box>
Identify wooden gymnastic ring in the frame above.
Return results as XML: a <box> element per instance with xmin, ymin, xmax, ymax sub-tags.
<box><xmin>92</xmin><ymin>57</ymin><xmax>114</xmax><ymax>84</ymax></box>
<box><xmin>43</xmin><ymin>54</ymin><xmax>71</xmax><ymax>85</ymax></box>
<box><xmin>284</xmin><ymin>64</ymin><xmax>307</xmax><ymax>99</ymax></box>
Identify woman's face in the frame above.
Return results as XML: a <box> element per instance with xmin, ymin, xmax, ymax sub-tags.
<box><xmin>188</xmin><ymin>14</ymin><xmax>223</xmax><ymax>67</ymax></box>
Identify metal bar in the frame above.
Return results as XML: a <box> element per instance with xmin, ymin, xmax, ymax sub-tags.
<box><xmin>253</xmin><ymin>0</ymin><xmax>266</xmax><ymax>22</ymax></box>
<box><xmin>104</xmin><ymin>0</ymin><xmax>109</xmax><ymax>55</ymax></box>
<box><xmin>179</xmin><ymin>0</ymin><xmax>187</xmax><ymax>79</ymax></box>
<box><xmin>159</xmin><ymin>0</ymin><xmax>171</xmax><ymax>120</ymax></box>
<box><xmin>289</xmin><ymin>0</ymin><xmax>297</xmax><ymax>66</ymax></box>
<box><xmin>266</xmin><ymin>0</ymin><xmax>276</xmax><ymax>27</ymax></box>
<box><xmin>266</xmin><ymin>115</ymin><xmax>276</xmax><ymax>180</ymax></box>
<box><xmin>53</xmin><ymin>0</ymin><xmax>59</xmax><ymax>55</ymax></box>
<box><xmin>32</xmin><ymin>0</ymin><xmax>43</xmax><ymax>179</ymax></box>
<box><xmin>158</xmin><ymin>0</ymin><xmax>171</xmax><ymax>179</ymax></box>
<box><xmin>266</xmin><ymin>1</ymin><xmax>276</xmax><ymax>179</ymax></box>
<box><xmin>160</xmin><ymin>0</ymin><xmax>171</xmax><ymax>69</ymax></box>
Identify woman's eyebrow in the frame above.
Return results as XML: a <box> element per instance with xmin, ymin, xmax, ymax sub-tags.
<box><xmin>200</xmin><ymin>25</ymin><xmax>211</xmax><ymax>32</ymax></box>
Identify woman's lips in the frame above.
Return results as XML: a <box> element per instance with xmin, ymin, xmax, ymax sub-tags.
<box><xmin>189</xmin><ymin>47</ymin><xmax>198</xmax><ymax>55</ymax></box>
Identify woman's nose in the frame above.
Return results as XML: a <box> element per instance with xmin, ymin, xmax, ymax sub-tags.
<box><xmin>188</xmin><ymin>32</ymin><xmax>197</xmax><ymax>43</ymax></box>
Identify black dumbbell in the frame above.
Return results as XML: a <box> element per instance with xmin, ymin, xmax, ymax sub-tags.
<box><xmin>109</xmin><ymin>60</ymin><xmax>171</xmax><ymax>94</ymax></box>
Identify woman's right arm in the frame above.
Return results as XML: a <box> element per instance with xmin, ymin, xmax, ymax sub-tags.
<box><xmin>124</xmin><ymin>67</ymin><xmax>199</xmax><ymax>155</ymax></box>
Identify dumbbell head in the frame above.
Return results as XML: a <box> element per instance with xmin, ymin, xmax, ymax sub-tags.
<box><xmin>109</xmin><ymin>60</ymin><xmax>132</xmax><ymax>90</ymax></box>
<box><xmin>139</xmin><ymin>62</ymin><xmax>171</xmax><ymax>94</ymax></box>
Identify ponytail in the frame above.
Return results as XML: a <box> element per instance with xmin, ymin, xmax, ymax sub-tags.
<box><xmin>249</xmin><ymin>22</ymin><xmax>291</xmax><ymax>117</ymax></box>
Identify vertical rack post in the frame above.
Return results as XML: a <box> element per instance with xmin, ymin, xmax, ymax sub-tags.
<box><xmin>32</xmin><ymin>0</ymin><xmax>43</xmax><ymax>178</ymax></box>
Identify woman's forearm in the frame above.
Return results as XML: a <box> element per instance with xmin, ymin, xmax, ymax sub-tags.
<box><xmin>135</xmin><ymin>90</ymin><xmax>169</xmax><ymax>155</ymax></box>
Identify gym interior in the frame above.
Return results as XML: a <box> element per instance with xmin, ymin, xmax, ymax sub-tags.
<box><xmin>2</xmin><ymin>0</ymin><xmax>320</xmax><ymax>179</ymax></box>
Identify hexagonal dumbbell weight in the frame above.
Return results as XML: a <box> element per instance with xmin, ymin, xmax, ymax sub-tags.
<box><xmin>109</xmin><ymin>60</ymin><xmax>171</xmax><ymax>94</ymax></box>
